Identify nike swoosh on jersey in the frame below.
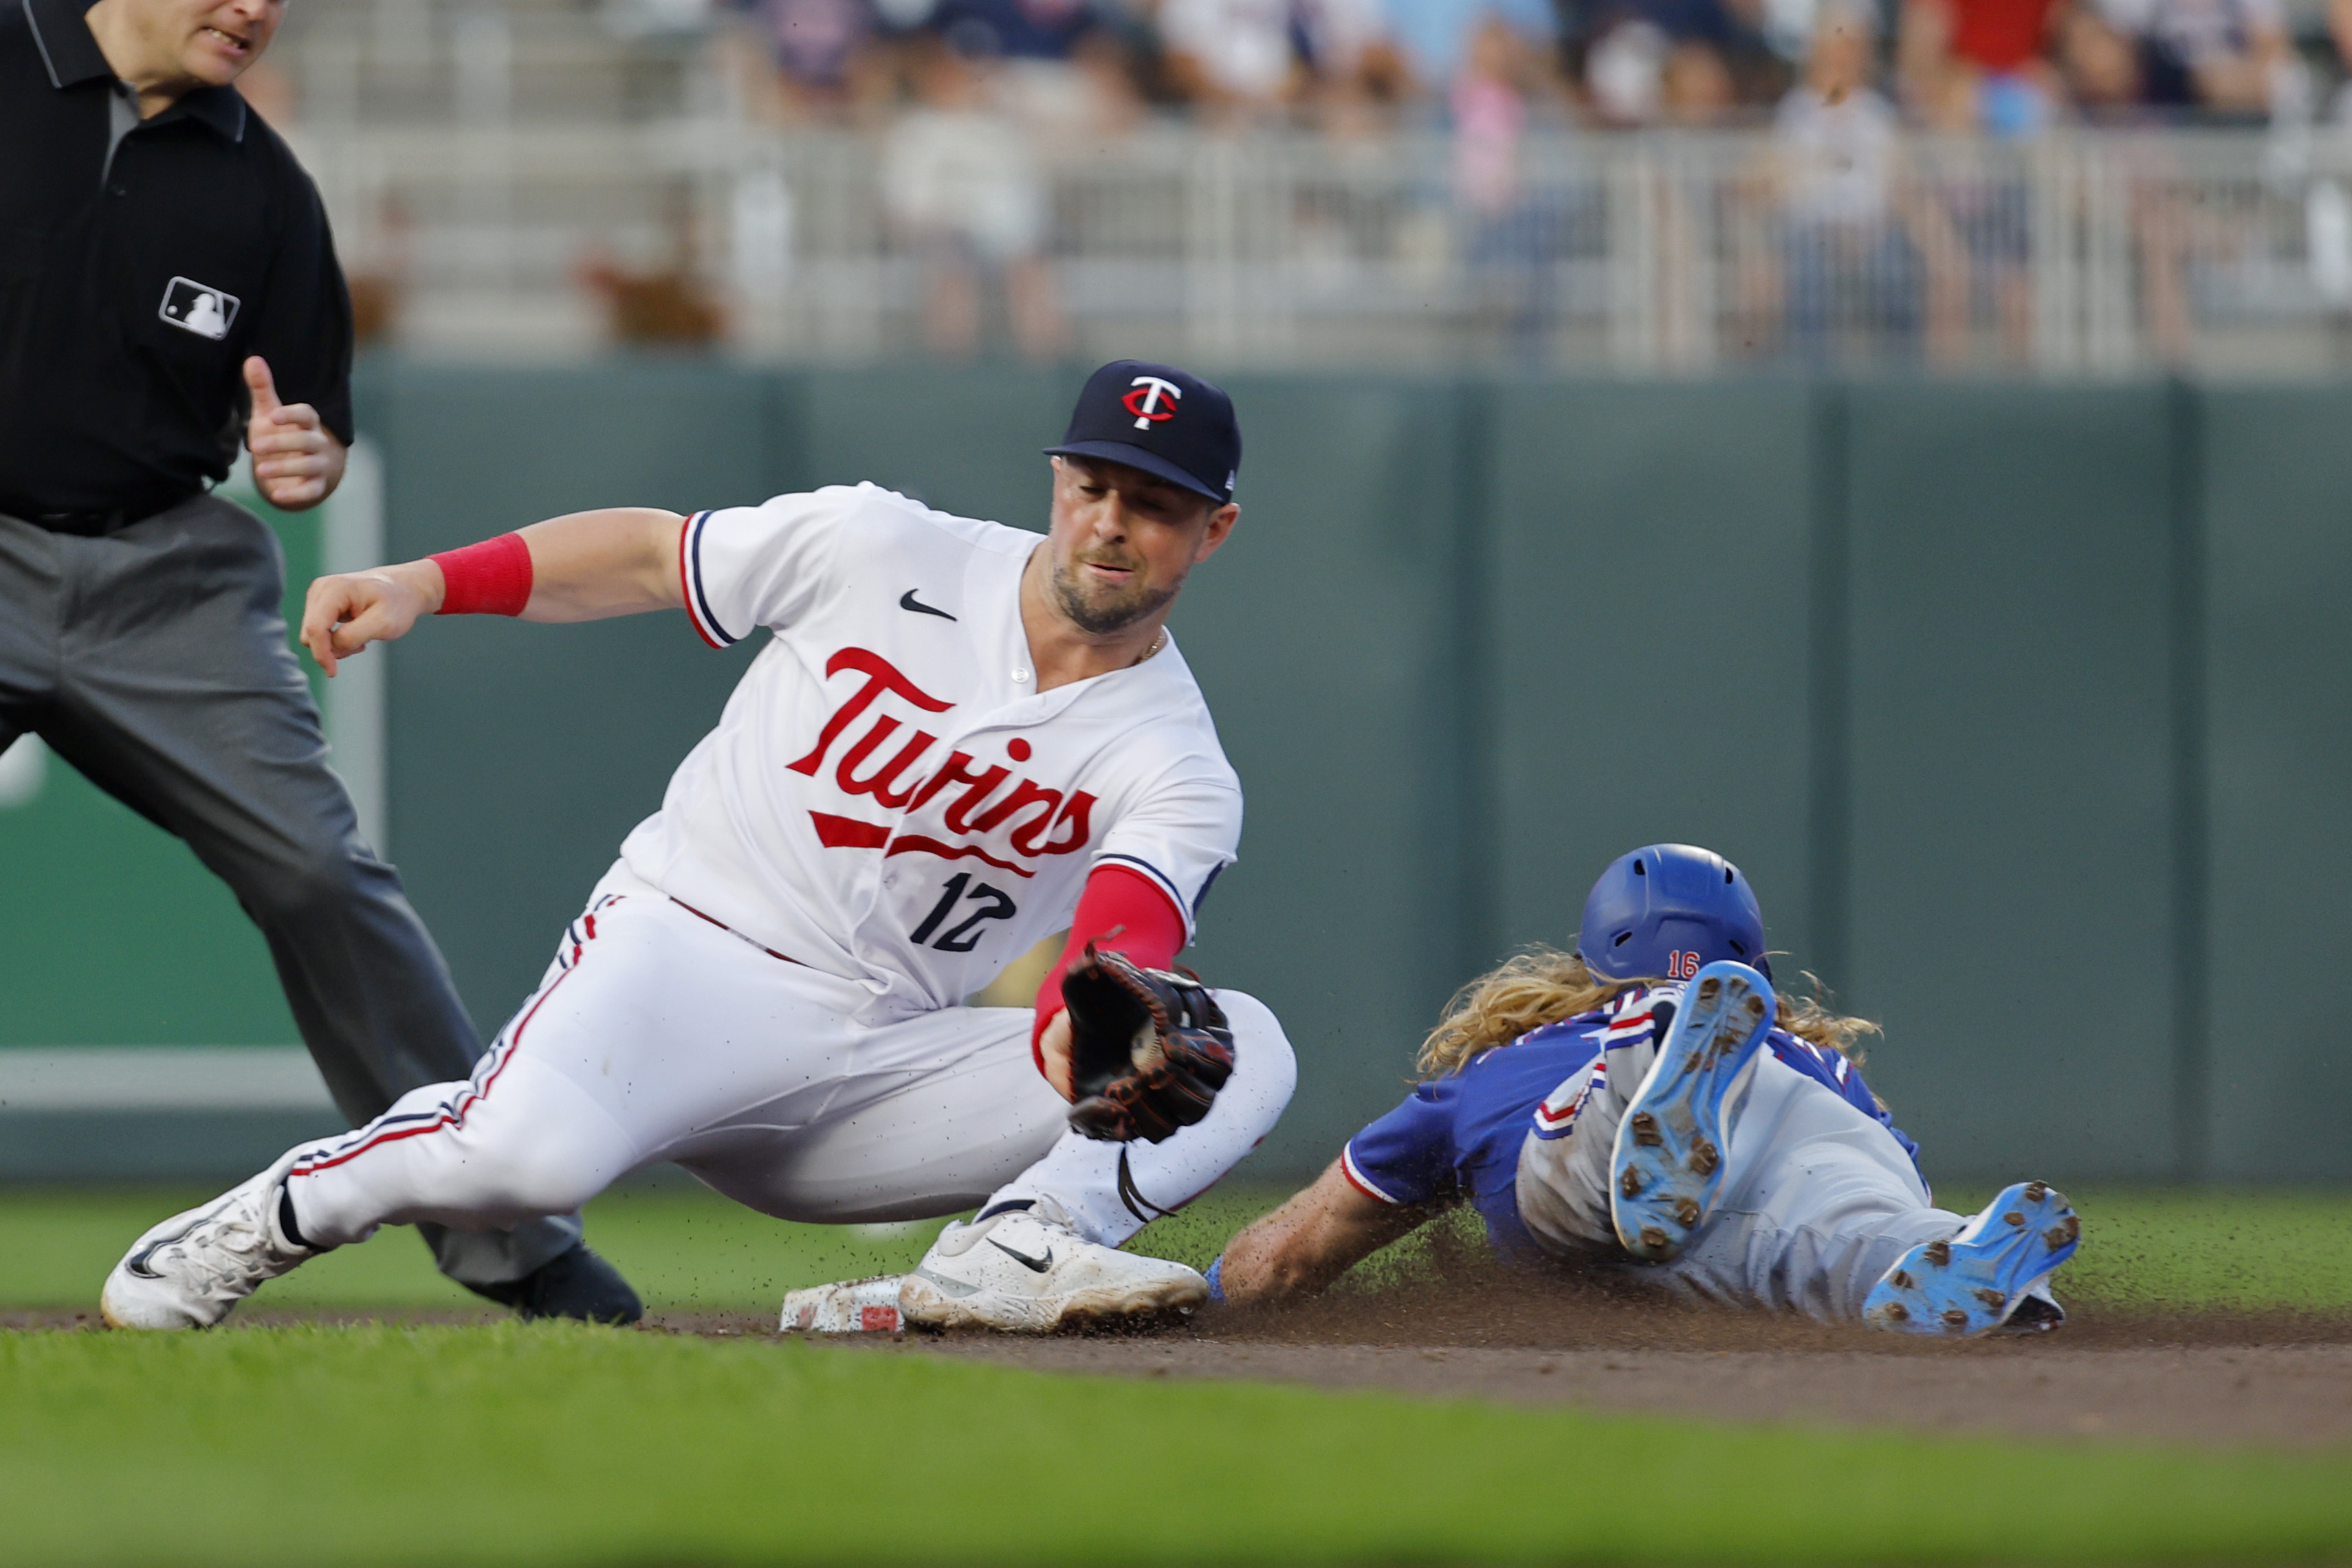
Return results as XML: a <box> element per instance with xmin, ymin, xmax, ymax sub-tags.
<box><xmin>899</xmin><ymin>590</ymin><xmax>956</xmax><ymax>621</ymax></box>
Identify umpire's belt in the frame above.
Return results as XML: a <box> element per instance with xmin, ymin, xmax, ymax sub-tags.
<box><xmin>12</xmin><ymin>489</ymin><xmax>202</xmax><ymax>536</ymax></box>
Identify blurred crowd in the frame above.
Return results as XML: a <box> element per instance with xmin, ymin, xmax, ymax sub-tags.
<box><xmin>660</xmin><ymin>0</ymin><xmax>2352</xmax><ymax>360</ymax></box>
<box><xmin>690</xmin><ymin>0</ymin><xmax>2352</xmax><ymax>135</ymax></box>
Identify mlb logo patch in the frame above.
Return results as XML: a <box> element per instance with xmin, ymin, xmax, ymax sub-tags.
<box><xmin>159</xmin><ymin>277</ymin><xmax>239</xmax><ymax>340</ymax></box>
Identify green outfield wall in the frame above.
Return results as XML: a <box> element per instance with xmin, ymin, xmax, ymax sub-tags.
<box><xmin>3</xmin><ymin>364</ymin><xmax>2343</xmax><ymax>1188</ymax></box>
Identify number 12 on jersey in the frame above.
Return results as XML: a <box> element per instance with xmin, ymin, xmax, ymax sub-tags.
<box><xmin>910</xmin><ymin>872</ymin><xmax>1018</xmax><ymax>953</ymax></box>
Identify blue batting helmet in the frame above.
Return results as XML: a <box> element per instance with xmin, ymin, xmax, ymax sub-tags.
<box><xmin>1576</xmin><ymin>844</ymin><xmax>1770</xmax><ymax>983</ymax></box>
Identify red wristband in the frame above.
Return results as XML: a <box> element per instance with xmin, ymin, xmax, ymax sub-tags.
<box><xmin>1031</xmin><ymin>863</ymin><xmax>1189</xmax><ymax>1072</ymax></box>
<box><xmin>430</xmin><ymin>533</ymin><xmax>534</xmax><ymax>617</ymax></box>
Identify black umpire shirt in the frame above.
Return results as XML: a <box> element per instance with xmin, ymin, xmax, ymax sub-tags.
<box><xmin>0</xmin><ymin>0</ymin><xmax>353</xmax><ymax>524</ymax></box>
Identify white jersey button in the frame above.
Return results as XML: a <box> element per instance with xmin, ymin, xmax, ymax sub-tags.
<box><xmin>1012</xmin><ymin>667</ymin><xmax>1031</xmax><ymax>683</ymax></box>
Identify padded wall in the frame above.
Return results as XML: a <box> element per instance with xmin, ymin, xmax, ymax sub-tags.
<box><xmin>9</xmin><ymin>364</ymin><xmax>2349</xmax><ymax>1186</ymax></box>
<box><xmin>2199</xmin><ymin>387</ymin><xmax>2352</xmax><ymax>1182</ymax></box>
<box><xmin>1840</xmin><ymin>385</ymin><xmax>2180</xmax><ymax>1182</ymax></box>
<box><xmin>373</xmin><ymin>364</ymin><xmax>776</xmax><ymax>1036</ymax></box>
<box><xmin>1488</xmin><ymin>382</ymin><xmax>1820</xmax><ymax>978</ymax></box>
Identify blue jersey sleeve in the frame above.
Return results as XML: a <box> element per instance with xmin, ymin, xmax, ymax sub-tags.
<box><xmin>1341</xmin><ymin>1081</ymin><xmax>1460</xmax><ymax>1207</ymax></box>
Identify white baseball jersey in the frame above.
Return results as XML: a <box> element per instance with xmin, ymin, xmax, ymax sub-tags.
<box><xmin>618</xmin><ymin>483</ymin><xmax>1242</xmax><ymax>1020</ymax></box>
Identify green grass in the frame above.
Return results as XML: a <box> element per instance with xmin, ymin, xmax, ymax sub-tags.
<box><xmin>3</xmin><ymin>1323</ymin><xmax>2351</xmax><ymax>1567</ymax></box>
<box><xmin>0</xmin><ymin>1180</ymin><xmax>1279</xmax><ymax>1316</ymax></box>
<box><xmin>5</xmin><ymin>1184</ymin><xmax>2351</xmax><ymax>1565</ymax></box>
<box><xmin>6</xmin><ymin>1182</ymin><xmax>2352</xmax><ymax>1316</ymax></box>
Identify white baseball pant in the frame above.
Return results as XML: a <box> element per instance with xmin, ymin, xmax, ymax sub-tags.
<box><xmin>1516</xmin><ymin>1039</ymin><xmax>1961</xmax><ymax>1323</ymax></box>
<box><xmin>282</xmin><ymin>863</ymin><xmax>1299</xmax><ymax>1252</ymax></box>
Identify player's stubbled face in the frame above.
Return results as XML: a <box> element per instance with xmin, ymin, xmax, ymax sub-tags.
<box><xmin>1045</xmin><ymin>457</ymin><xmax>1215</xmax><ymax>635</ymax></box>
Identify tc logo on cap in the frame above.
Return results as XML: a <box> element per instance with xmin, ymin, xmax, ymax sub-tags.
<box><xmin>1122</xmin><ymin>376</ymin><xmax>1181</xmax><ymax>430</ymax></box>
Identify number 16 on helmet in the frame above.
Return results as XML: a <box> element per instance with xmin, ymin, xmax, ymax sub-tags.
<box><xmin>1577</xmin><ymin>843</ymin><xmax>1770</xmax><ymax>984</ymax></box>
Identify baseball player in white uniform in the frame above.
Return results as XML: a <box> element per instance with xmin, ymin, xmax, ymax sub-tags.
<box><xmin>102</xmin><ymin>360</ymin><xmax>1299</xmax><ymax>1334</ymax></box>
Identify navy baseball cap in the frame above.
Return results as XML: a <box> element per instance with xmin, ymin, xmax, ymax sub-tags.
<box><xmin>1045</xmin><ymin>360</ymin><xmax>1240</xmax><ymax>505</ymax></box>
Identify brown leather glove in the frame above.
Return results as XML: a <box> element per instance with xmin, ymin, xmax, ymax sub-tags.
<box><xmin>1061</xmin><ymin>943</ymin><xmax>1237</xmax><ymax>1143</ymax></box>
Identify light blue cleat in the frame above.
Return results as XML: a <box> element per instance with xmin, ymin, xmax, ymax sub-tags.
<box><xmin>1863</xmin><ymin>1181</ymin><xmax>2081</xmax><ymax>1336</ymax></box>
<box><xmin>1609</xmin><ymin>960</ymin><xmax>1775</xmax><ymax>1263</ymax></box>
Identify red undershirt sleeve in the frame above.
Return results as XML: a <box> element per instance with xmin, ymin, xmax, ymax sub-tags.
<box><xmin>1031</xmin><ymin>862</ymin><xmax>1189</xmax><ymax>1068</ymax></box>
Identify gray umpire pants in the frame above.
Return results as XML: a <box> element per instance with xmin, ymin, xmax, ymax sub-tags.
<box><xmin>0</xmin><ymin>492</ymin><xmax>580</xmax><ymax>1286</ymax></box>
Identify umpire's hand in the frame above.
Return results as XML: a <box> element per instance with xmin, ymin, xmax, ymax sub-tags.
<box><xmin>245</xmin><ymin>356</ymin><xmax>348</xmax><ymax>512</ymax></box>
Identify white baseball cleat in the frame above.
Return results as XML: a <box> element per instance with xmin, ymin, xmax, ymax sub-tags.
<box><xmin>100</xmin><ymin>1155</ymin><xmax>317</xmax><ymax>1329</ymax></box>
<box><xmin>897</xmin><ymin>1199</ymin><xmax>1207</xmax><ymax>1333</ymax></box>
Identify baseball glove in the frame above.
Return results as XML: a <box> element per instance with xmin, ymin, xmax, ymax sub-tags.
<box><xmin>1062</xmin><ymin>944</ymin><xmax>1236</xmax><ymax>1143</ymax></box>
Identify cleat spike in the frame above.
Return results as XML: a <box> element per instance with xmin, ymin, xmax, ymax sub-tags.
<box><xmin>1673</xmin><ymin>1197</ymin><xmax>1701</xmax><ymax>1227</ymax></box>
<box><xmin>1689</xmin><ymin>1139</ymin><xmax>1719</xmax><ymax>1175</ymax></box>
<box><xmin>1630</xmin><ymin>1112</ymin><xmax>1664</xmax><ymax>1148</ymax></box>
<box><xmin>1865</xmin><ymin>1181</ymin><xmax>2080</xmax><ymax>1340</ymax></box>
<box><xmin>1620</xmin><ymin>1166</ymin><xmax>1643</xmax><ymax>1197</ymax></box>
<box><xmin>1697</xmin><ymin>977</ymin><xmax>1721</xmax><ymax>1006</ymax></box>
<box><xmin>1638</xmin><ymin>1226</ymin><xmax>1669</xmax><ymax>1253</ymax></box>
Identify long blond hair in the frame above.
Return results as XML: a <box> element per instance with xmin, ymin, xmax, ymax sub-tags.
<box><xmin>1414</xmin><ymin>947</ymin><xmax>1878</xmax><ymax>1079</ymax></box>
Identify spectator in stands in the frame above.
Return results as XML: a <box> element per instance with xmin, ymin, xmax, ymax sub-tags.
<box><xmin>2332</xmin><ymin>0</ymin><xmax>2352</xmax><ymax>122</ymax></box>
<box><xmin>2057</xmin><ymin>1</ymin><xmax>2150</xmax><ymax>113</ymax></box>
<box><xmin>1569</xmin><ymin>0</ymin><xmax>1778</xmax><ymax>122</ymax></box>
<box><xmin>1452</xmin><ymin>16</ymin><xmax>1578</xmax><ymax>357</ymax></box>
<box><xmin>723</xmin><ymin>0</ymin><xmax>890</xmax><ymax>121</ymax></box>
<box><xmin>923</xmin><ymin>0</ymin><xmax>1143</xmax><ymax>132</ymax></box>
<box><xmin>879</xmin><ymin>32</ymin><xmax>1068</xmax><ymax>357</ymax></box>
<box><xmin>1302</xmin><ymin>0</ymin><xmax>1416</xmax><ymax>131</ymax></box>
<box><xmin>1153</xmin><ymin>0</ymin><xmax>1398</xmax><ymax>121</ymax></box>
<box><xmin>1761</xmin><ymin>1</ymin><xmax>1928</xmax><ymax>357</ymax></box>
<box><xmin>2091</xmin><ymin>0</ymin><xmax>2289</xmax><ymax>118</ymax></box>
<box><xmin>1662</xmin><ymin>35</ymin><xmax>1741</xmax><ymax>120</ymax></box>
<box><xmin>1897</xmin><ymin>0</ymin><xmax>2067</xmax><ymax>135</ymax></box>
<box><xmin>1388</xmin><ymin>0</ymin><xmax>1557</xmax><ymax>104</ymax></box>
<box><xmin>1156</xmin><ymin>0</ymin><xmax>1301</xmax><ymax>117</ymax></box>
<box><xmin>1913</xmin><ymin>65</ymin><xmax>2031</xmax><ymax>364</ymax></box>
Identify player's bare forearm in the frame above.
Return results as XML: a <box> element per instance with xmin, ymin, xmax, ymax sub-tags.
<box><xmin>1037</xmin><ymin>1010</ymin><xmax>1076</xmax><ymax>1101</ymax></box>
<box><xmin>298</xmin><ymin>509</ymin><xmax>684</xmax><ymax>676</ymax></box>
<box><xmin>514</xmin><ymin>508</ymin><xmax>688</xmax><ymax>623</ymax></box>
<box><xmin>1217</xmin><ymin>1160</ymin><xmax>1432</xmax><ymax>1304</ymax></box>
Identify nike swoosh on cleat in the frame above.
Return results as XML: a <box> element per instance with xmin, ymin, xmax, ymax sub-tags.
<box><xmin>909</xmin><ymin>1266</ymin><xmax>981</xmax><ymax>1298</ymax></box>
<box><xmin>987</xmin><ymin>1238</ymin><xmax>1053</xmax><ymax>1273</ymax></box>
<box><xmin>124</xmin><ymin>1200</ymin><xmax>232</xmax><ymax>1279</ymax></box>
<box><xmin>899</xmin><ymin>590</ymin><xmax>956</xmax><ymax>621</ymax></box>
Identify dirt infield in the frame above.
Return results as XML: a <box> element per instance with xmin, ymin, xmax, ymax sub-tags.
<box><xmin>19</xmin><ymin>1266</ymin><xmax>2352</xmax><ymax>1450</ymax></box>
<box><xmin>810</xmin><ymin>1268</ymin><xmax>2352</xmax><ymax>1450</ymax></box>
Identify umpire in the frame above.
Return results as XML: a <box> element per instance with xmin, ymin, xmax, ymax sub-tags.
<box><xmin>0</xmin><ymin>0</ymin><xmax>638</xmax><ymax>1321</ymax></box>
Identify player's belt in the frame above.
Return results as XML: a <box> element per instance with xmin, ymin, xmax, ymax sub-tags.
<box><xmin>668</xmin><ymin>897</ymin><xmax>806</xmax><ymax>967</ymax></box>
